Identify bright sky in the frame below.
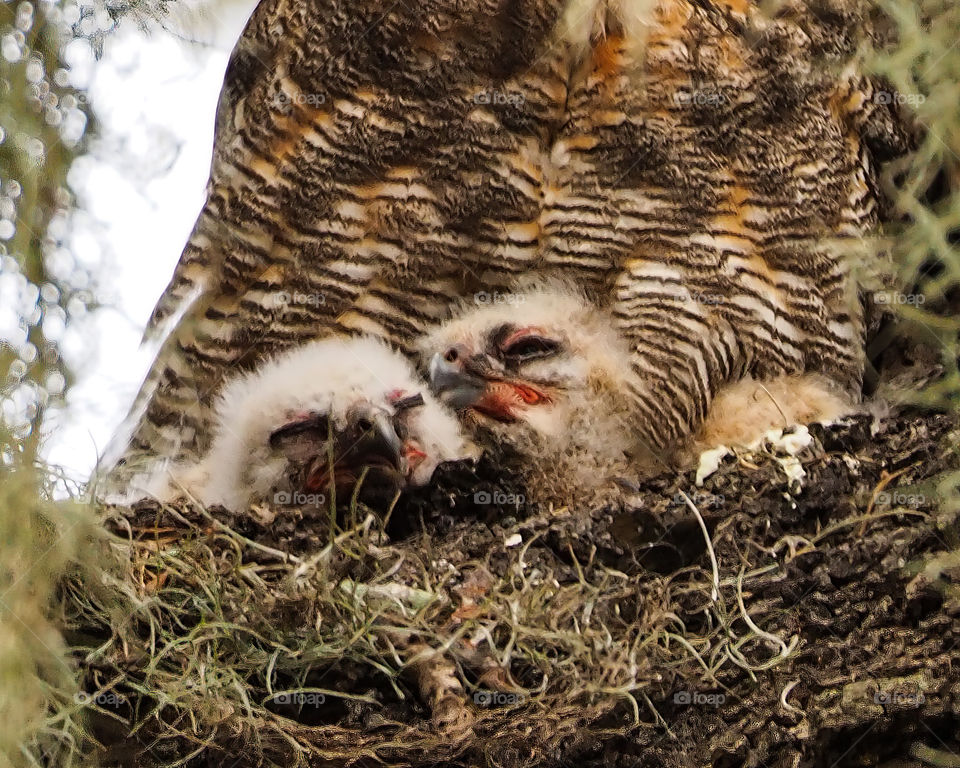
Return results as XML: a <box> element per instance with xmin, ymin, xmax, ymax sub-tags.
<box><xmin>44</xmin><ymin>2</ymin><xmax>257</xmax><ymax>482</ymax></box>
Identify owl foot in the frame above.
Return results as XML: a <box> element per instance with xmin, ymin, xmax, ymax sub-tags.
<box><xmin>684</xmin><ymin>373</ymin><xmax>855</xmax><ymax>461</ymax></box>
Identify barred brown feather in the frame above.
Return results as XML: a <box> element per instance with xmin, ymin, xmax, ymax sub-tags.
<box><xmin>102</xmin><ymin>0</ymin><xmax>910</xmax><ymax>478</ymax></box>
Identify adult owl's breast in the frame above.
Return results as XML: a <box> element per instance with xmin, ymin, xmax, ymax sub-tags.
<box><xmin>198</xmin><ymin>0</ymin><xmax>594</xmax><ymax>355</ymax></box>
<box><xmin>110</xmin><ymin>0</ymin><xmax>910</xmax><ymax>469</ymax></box>
<box><xmin>540</xmin><ymin>0</ymin><xmax>899</xmax><ymax>398</ymax></box>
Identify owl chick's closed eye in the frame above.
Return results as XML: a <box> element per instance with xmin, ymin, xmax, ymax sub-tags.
<box><xmin>144</xmin><ymin>336</ymin><xmax>475</xmax><ymax>511</ymax></box>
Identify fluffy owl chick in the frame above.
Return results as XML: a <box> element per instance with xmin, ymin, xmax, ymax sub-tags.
<box><xmin>418</xmin><ymin>288</ymin><xmax>660</xmax><ymax>508</ymax></box>
<box><xmin>150</xmin><ymin>336</ymin><xmax>473</xmax><ymax>511</ymax></box>
<box><xmin>421</xmin><ymin>288</ymin><xmax>857</xmax><ymax>509</ymax></box>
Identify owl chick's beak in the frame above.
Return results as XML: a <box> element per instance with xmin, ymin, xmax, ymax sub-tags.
<box><xmin>345</xmin><ymin>407</ymin><xmax>405</xmax><ymax>476</ymax></box>
<box><xmin>269</xmin><ymin>405</ymin><xmax>407</xmax><ymax>496</ymax></box>
<box><xmin>429</xmin><ymin>348</ymin><xmax>548</xmax><ymax>423</ymax></box>
<box><xmin>428</xmin><ymin>347</ymin><xmax>488</xmax><ymax>410</ymax></box>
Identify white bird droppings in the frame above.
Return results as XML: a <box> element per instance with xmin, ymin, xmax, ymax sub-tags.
<box><xmin>696</xmin><ymin>445</ymin><xmax>731</xmax><ymax>486</ymax></box>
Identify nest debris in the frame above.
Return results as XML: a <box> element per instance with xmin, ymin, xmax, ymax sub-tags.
<box><xmin>50</xmin><ymin>406</ymin><xmax>960</xmax><ymax>768</ymax></box>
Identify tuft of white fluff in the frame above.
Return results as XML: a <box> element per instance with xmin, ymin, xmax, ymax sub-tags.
<box><xmin>555</xmin><ymin>0</ymin><xmax>655</xmax><ymax>58</ymax></box>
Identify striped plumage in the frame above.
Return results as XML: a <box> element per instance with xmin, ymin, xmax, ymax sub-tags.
<box><xmin>102</xmin><ymin>0</ymin><xmax>909</xmax><ymax>479</ymax></box>
<box><xmin>421</xmin><ymin>284</ymin><xmax>855</xmax><ymax>507</ymax></box>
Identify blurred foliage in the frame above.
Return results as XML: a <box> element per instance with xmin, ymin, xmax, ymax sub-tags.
<box><xmin>0</xmin><ymin>1</ymin><xmax>103</xmax><ymax>766</ymax></box>
<box><xmin>869</xmin><ymin>0</ymin><xmax>960</xmax><ymax>515</ymax></box>
<box><xmin>0</xmin><ymin>0</ymin><xmax>96</xmax><ymax>468</ymax></box>
<box><xmin>0</xmin><ymin>471</ymin><xmax>101</xmax><ymax>768</ymax></box>
<box><xmin>76</xmin><ymin>0</ymin><xmax>175</xmax><ymax>55</ymax></box>
<box><xmin>871</xmin><ymin>0</ymin><xmax>960</xmax><ymax>406</ymax></box>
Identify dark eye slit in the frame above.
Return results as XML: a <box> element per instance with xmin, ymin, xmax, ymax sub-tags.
<box><xmin>393</xmin><ymin>392</ymin><xmax>426</xmax><ymax>411</ymax></box>
<box><xmin>489</xmin><ymin>323</ymin><xmax>516</xmax><ymax>350</ymax></box>
<box><xmin>269</xmin><ymin>413</ymin><xmax>332</xmax><ymax>447</ymax></box>
<box><xmin>501</xmin><ymin>336</ymin><xmax>561</xmax><ymax>361</ymax></box>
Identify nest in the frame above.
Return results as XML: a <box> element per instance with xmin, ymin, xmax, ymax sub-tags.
<box><xmin>44</xmin><ymin>405</ymin><xmax>960</xmax><ymax>768</ymax></box>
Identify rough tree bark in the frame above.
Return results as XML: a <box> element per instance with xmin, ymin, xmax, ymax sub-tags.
<box><xmin>68</xmin><ymin>402</ymin><xmax>959</xmax><ymax>768</ymax></box>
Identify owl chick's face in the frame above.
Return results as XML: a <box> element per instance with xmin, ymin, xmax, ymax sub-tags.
<box><xmin>419</xmin><ymin>290</ymin><xmax>632</xmax><ymax>444</ymax></box>
<box><xmin>268</xmin><ymin>390</ymin><xmax>441</xmax><ymax>495</ymax></box>
<box><xmin>201</xmin><ymin>336</ymin><xmax>473</xmax><ymax>509</ymax></box>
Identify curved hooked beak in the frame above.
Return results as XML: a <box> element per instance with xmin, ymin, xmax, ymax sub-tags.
<box><xmin>429</xmin><ymin>344</ymin><xmax>503</xmax><ymax>411</ymax></box>
<box><xmin>428</xmin><ymin>348</ymin><xmax>490</xmax><ymax>410</ymax></box>
<box><xmin>429</xmin><ymin>347</ymin><xmax>549</xmax><ymax>423</ymax></box>
<box><xmin>270</xmin><ymin>405</ymin><xmax>407</xmax><ymax>494</ymax></box>
<box><xmin>353</xmin><ymin>408</ymin><xmax>405</xmax><ymax>472</ymax></box>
